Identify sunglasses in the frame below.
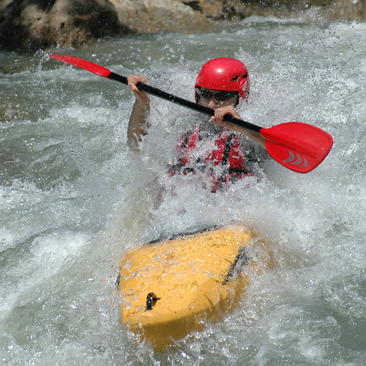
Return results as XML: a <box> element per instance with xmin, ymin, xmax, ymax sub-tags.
<box><xmin>196</xmin><ymin>87</ymin><xmax>238</xmax><ymax>101</ymax></box>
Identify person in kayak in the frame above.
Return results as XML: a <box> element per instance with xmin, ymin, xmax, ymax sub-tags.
<box><xmin>127</xmin><ymin>57</ymin><xmax>267</xmax><ymax>192</ymax></box>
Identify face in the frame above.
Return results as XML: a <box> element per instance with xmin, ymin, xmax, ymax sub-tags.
<box><xmin>195</xmin><ymin>87</ymin><xmax>238</xmax><ymax>108</ymax></box>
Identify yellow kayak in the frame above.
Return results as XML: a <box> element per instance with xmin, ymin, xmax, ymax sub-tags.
<box><xmin>118</xmin><ymin>225</ymin><xmax>270</xmax><ymax>350</ymax></box>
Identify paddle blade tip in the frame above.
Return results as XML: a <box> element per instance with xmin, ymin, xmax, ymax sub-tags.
<box><xmin>262</xmin><ymin>122</ymin><xmax>334</xmax><ymax>174</ymax></box>
<box><xmin>48</xmin><ymin>54</ymin><xmax>111</xmax><ymax>78</ymax></box>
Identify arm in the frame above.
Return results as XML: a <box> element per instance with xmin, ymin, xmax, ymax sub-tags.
<box><xmin>127</xmin><ymin>75</ymin><xmax>151</xmax><ymax>151</ymax></box>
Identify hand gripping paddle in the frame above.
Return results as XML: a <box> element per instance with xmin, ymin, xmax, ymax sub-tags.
<box><xmin>49</xmin><ymin>54</ymin><xmax>334</xmax><ymax>173</ymax></box>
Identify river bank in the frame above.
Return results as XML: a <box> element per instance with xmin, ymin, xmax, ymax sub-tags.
<box><xmin>0</xmin><ymin>0</ymin><xmax>365</xmax><ymax>52</ymax></box>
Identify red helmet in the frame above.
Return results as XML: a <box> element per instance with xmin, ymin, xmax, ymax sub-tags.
<box><xmin>195</xmin><ymin>58</ymin><xmax>250</xmax><ymax>101</ymax></box>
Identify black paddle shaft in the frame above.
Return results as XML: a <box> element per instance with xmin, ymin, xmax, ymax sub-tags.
<box><xmin>109</xmin><ymin>72</ymin><xmax>262</xmax><ymax>133</ymax></box>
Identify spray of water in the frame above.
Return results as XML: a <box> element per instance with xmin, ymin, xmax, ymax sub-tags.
<box><xmin>0</xmin><ymin>18</ymin><xmax>365</xmax><ymax>365</ymax></box>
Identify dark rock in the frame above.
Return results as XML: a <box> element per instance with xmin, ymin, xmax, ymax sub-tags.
<box><xmin>0</xmin><ymin>0</ymin><xmax>124</xmax><ymax>51</ymax></box>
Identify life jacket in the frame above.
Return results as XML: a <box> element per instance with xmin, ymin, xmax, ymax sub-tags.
<box><xmin>169</xmin><ymin>128</ymin><xmax>252</xmax><ymax>192</ymax></box>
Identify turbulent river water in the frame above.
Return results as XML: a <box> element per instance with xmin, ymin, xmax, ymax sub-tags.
<box><xmin>1</xmin><ymin>17</ymin><xmax>366</xmax><ymax>365</ymax></box>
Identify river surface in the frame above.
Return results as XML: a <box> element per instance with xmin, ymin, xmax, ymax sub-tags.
<box><xmin>1</xmin><ymin>17</ymin><xmax>366</xmax><ymax>365</ymax></box>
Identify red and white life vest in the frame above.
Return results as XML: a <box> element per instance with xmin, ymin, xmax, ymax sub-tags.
<box><xmin>169</xmin><ymin>128</ymin><xmax>251</xmax><ymax>192</ymax></box>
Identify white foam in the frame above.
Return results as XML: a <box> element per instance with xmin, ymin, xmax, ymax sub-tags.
<box><xmin>0</xmin><ymin>227</ymin><xmax>17</xmax><ymax>251</ymax></box>
<box><xmin>1</xmin><ymin>18</ymin><xmax>366</xmax><ymax>365</ymax></box>
<box><xmin>0</xmin><ymin>232</ymin><xmax>89</xmax><ymax>315</ymax></box>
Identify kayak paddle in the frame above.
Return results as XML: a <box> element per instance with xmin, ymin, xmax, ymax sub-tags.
<box><xmin>48</xmin><ymin>54</ymin><xmax>334</xmax><ymax>174</ymax></box>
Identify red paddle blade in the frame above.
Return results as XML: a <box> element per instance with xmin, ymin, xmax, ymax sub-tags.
<box><xmin>49</xmin><ymin>55</ymin><xmax>112</xmax><ymax>78</ymax></box>
<box><xmin>260</xmin><ymin>122</ymin><xmax>334</xmax><ymax>173</ymax></box>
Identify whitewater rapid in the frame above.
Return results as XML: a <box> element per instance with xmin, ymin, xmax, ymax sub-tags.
<box><xmin>1</xmin><ymin>18</ymin><xmax>366</xmax><ymax>365</ymax></box>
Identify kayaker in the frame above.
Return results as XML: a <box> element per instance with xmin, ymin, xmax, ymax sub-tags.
<box><xmin>127</xmin><ymin>57</ymin><xmax>268</xmax><ymax>192</ymax></box>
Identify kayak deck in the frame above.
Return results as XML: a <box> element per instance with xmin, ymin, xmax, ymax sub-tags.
<box><xmin>118</xmin><ymin>225</ymin><xmax>266</xmax><ymax>350</ymax></box>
